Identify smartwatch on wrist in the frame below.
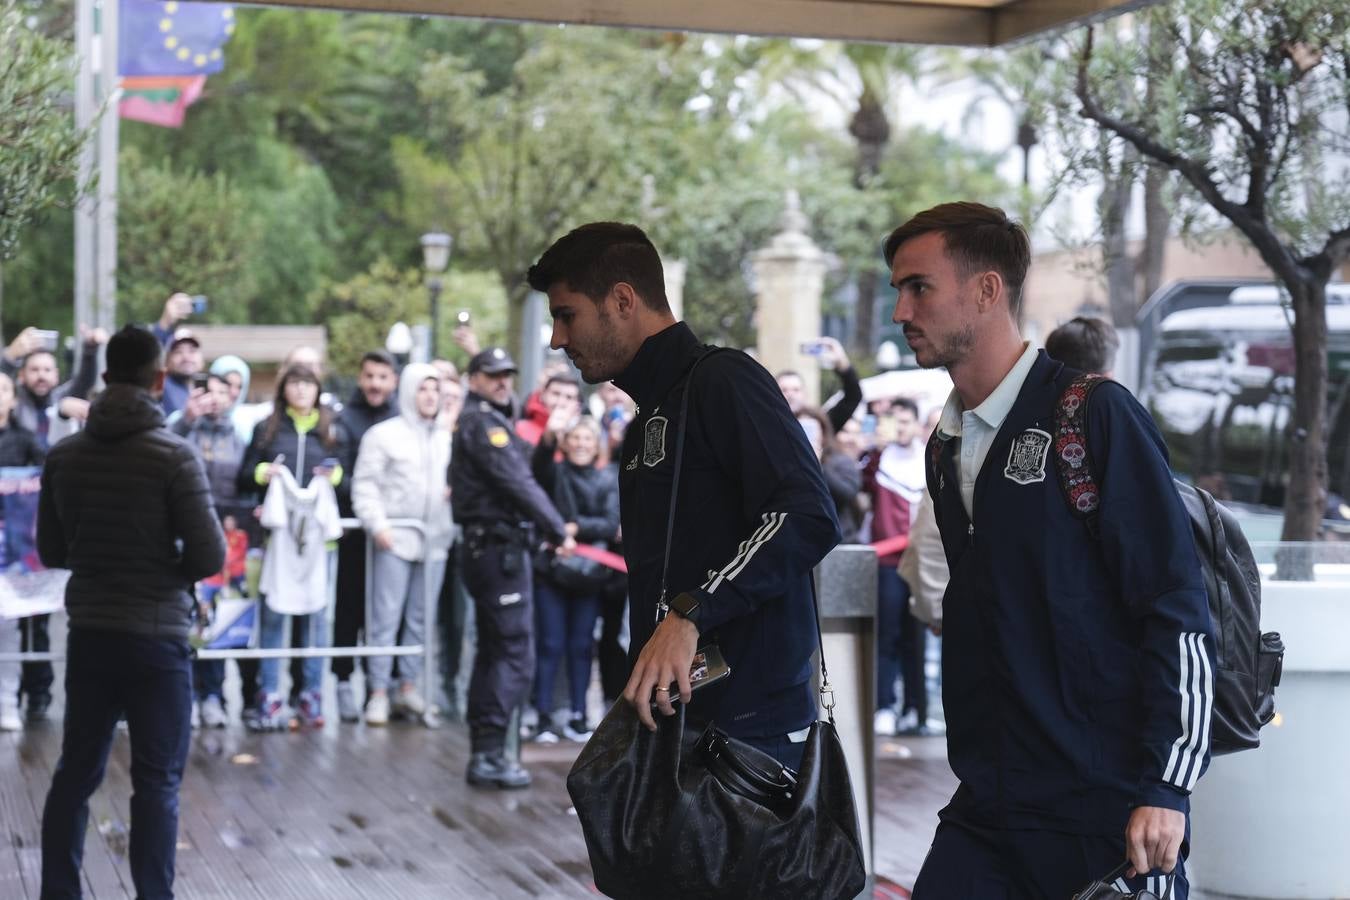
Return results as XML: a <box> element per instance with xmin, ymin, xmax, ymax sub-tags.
<box><xmin>668</xmin><ymin>591</ymin><xmax>702</xmax><ymax>630</ymax></box>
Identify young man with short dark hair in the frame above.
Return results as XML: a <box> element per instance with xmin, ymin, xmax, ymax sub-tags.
<box><xmin>529</xmin><ymin>221</ymin><xmax>840</xmax><ymax>770</ymax></box>
<box><xmin>887</xmin><ymin>202</ymin><xmax>1212</xmax><ymax>897</ymax></box>
<box><xmin>332</xmin><ymin>349</ymin><xmax>400</xmax><ymax>721</ymax></box>
<box><xmin>38</xmin><ymin>324</ymin><xmax>225</xmax><ymax>899</ymax></box>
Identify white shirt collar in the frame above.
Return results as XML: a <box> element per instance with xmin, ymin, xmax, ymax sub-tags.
<box><xmin>937</xmin><ymin>342</ymin><xmax>1039</xmax><ymax>438</ymax></box>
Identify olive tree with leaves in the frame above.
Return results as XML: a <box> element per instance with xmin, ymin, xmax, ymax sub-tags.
<box><xmin>0</xmin><ymin>0</ymin><xmax>87</xmax><ymax>262</ymax></box>
<box><xmin>1071</xmin><ymin>0</ymin><xmax>1350</xmax><ymax>552</ymax></box>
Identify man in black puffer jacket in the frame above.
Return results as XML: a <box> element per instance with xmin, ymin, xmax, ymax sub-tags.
<box><xmin>37</xmin><ymin>325</ymin><xmax>225</xmax><ymax>900</ymax></box>
<box><xmin>331</xmin><ymin>349</ymin><xmax>399</xmax><ymax>720</ymax></box>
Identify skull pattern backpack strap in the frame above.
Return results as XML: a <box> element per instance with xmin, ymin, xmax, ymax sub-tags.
<box><xmin>1053</xmin><ymin>373</ymin><xmax>1110</xmax><ymax>536</ymax></box>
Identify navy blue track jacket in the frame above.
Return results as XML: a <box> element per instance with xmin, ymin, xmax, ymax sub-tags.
<box><xmin>927</xmin><ymin>351</ymin><xmax>1214</xmax><ymax>836</ymax></box>
<box><xmin>613</xmin><ymin>323</ymin><xmax>841</xmax><ymax>740</ymax></box>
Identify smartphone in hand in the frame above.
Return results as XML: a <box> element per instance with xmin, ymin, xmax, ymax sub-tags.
<box><xmin>689</xmin><ymin>645</ymin><xmax>731</xmax><ymax>692</ymax></box>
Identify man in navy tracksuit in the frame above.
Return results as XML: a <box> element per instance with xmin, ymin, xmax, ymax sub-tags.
<box><xmin>527</xmin><ymin>222</ymin><xmax>840</xmax><ymax>769</ymax></box>
<box><xmin>886</xmin><ymin>203</ymin><xmax>1214</xmax><ymax>898</ymax></box>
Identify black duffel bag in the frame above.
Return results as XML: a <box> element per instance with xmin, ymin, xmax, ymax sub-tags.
<box><xmin>565</xmin><ymin>346</ymin><xmax>865</xmax><ymax>899</ymax></box>
<box><xmin>568</xmin><ymin>696</ymin><xmax>865</xmax><ymax>899</ymax></box>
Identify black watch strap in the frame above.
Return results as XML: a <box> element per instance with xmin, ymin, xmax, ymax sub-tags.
<box><xmin>669</xmin><ymin>591</ymin><xmax>701</xmax><ymax>628</ymax></box>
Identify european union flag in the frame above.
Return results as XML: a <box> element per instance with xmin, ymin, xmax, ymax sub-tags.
<box><xmin>119</xmin><ymin>0</ymin><xmax>235</xmax><ymax>77</ymax></box>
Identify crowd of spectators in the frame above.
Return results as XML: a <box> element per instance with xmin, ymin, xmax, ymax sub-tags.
<box><xmin>4</xmin><ymin>291</ymin><xmax>953</xmax><ymax>745</ymax></box>
<box><xmin>1</xmin><ymin>293</ymin><xmax>636</xmax><ymax>743</ymax></box>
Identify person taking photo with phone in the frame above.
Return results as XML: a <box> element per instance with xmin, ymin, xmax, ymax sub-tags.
<box><xmin>1</xmin><ymin>323</ymin><xmax>108</xmax><ymax>723</ymax></box>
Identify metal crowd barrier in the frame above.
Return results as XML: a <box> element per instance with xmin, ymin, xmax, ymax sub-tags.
<box><xmin>0</xmin><ymin>517</ymin><xmax>442</xmax><ymax>723</ymax></box>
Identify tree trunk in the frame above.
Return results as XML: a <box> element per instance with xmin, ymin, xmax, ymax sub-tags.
<box><xmin>854</xmin><ymin>268</ymin><xmax>879</xmax><ymax>365</ymax></box>
<box><xmin>1099</xmin><ymin>160</ymin><xmax>1136</xmax><ymax>327</ymax></box>
<box><xmin>1277</xmin><ymin>277</ymin><xmax>1329</xmax><ymax>578</ymax></box>
<box><xmin>1282</xmin><ymin>278</ymin><xmax>1330</xmax><ymax>536</ymax></box>
<box><xmin>1139</xmin><ymin>164</ymin><xmax>1169</xmax><ymax>303</ymax></box>
<box><xmin>506</xmin><ymin>279</ymin><xmax>528</xmax><ymax>365</ymax></box>
<box><xmin>849</xmin><ymin>95</ymin><xmax>889</xmax><ymax>361</ymax></box>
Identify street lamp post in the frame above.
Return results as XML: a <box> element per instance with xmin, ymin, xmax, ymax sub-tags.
<box><xmin>420</xmin><ymin>232</ymin><xmax>452</xmax><ymax>359</ymax></box>
<box><xmin>386</xmin><ymin>321</ymin><xmax>414</xmax><ymax>369</ymax></box>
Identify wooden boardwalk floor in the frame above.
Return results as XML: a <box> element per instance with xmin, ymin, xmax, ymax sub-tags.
<box><xmin>1</xmin><ymin>626</ymin><xmax>956</xmax><ymax>898</ymax></box>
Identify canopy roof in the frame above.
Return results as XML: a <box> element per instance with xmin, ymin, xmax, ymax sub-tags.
<box><xmin>234</xmin><ymin>0</ymin><xmax>1152</xmax><ymax>47</ymax></box>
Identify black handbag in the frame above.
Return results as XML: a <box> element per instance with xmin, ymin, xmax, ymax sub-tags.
<box><xmin>535</xmin><ymin>464</ymin><xmax>612</xmax><ymax>594</ymax></box>
<box><xmin>566</xmin><ymin>348</ymin><xmax>867</xmax><ymax>899</ymax></box>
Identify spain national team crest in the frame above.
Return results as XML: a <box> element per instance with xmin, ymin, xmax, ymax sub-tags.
<box><xmin>643</xmin><ymin>415</ymin><xmax>668</xmax><ymax>467</ymax></box>
<box><xmin>1004</xmin><ymin>428</ymin><xmax>1051</xmax><ymax>484</ymax></box>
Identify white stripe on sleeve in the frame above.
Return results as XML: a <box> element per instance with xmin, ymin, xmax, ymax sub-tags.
<box><xmin>703</xmin><ymin>512</ymin><xmax>786</xmax><ymax>594</ymax></box>
<box><xmin>1163</xmin><ymin>632</ymin><xmax>1213</xmax><ymax>791</ymax></box>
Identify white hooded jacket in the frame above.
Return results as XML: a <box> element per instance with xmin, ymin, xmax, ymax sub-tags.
<box><xmin>351</xmin><ymin>363</ymin><xmax>452</xmax><ymax>562</ymax></box>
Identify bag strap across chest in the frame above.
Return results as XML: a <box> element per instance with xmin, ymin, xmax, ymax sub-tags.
<box><xmin>657</xmin><ymin>347</ymin><xmax>836</xmax><ymax>724</ymax></box>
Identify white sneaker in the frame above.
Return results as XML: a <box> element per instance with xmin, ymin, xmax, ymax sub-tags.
<box><xmin>393</xmin><ymin>685</ymin><xmax>426</xmax><ymax>718</ymax></box>
<box><xmin>894</xmin><ymin>709</ymin><xmax>920</xmax><ymax>733</ymax></box>
<box><xmin>873</xmin><ymin>708</ymin><xmax>898</xmax><ymax>737</ymax></box>
<box><xmin>365</xmin><ymin>691</ymin><xmax>390</xmax><ymax>726</ymax></box>
<box><xmin>336</xmin><ymin>682</ymin><xmax>360</xmax><ymax>723</ymax></box>
<box><xmin>190</xmin><ymin>701</ymin><xmax>202</xmax><ymax>729</ymax></box>
<box><xmin>0</xmin><ymin>701</ymin><xmax>20</xmax><ymax>732</ymax></box>
<box><xmin>562</xmin><ymin>716</ymin><xmax>593</xmax><ymax>743</ymax></box>
<box><xmin>519</xmin><ymin>706</ymin><xmax>540</xmax><ymax>741</ymax></box>
<box><xmin>200</xmin><ymin>695</ymin><xmax>228</xmax><ymax>729</ymax></box>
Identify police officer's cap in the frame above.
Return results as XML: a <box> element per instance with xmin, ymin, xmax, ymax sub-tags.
<box><xmin>468</xmin><ymin>347</ymin><xmax>518</xmax><ymax>376</ymax></box>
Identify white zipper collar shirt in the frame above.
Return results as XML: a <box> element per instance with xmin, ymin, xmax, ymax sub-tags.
<box><xmin>937</xmin><ymin>341</ymin><xmax>1039</xmax><ymax>517</ymax></box>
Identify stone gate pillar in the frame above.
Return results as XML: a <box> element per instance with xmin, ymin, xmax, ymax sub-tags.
<box><xmin>751</xmin><ymin>190</ymin><xmax>828</xmax><ymax>405</ymax></box>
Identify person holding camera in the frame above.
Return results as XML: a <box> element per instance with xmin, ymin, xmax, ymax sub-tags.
<box><xmin>160</xmin><ymin>328</ymin><xmax>205</xmax><ymax>417</ymax></box>
<box><xmin>37</xmin><ymin>325</ymin><xmax>225</xmax><ymax>899</ymax></box>
<box><xmin>776</xmin><ymin>335</ymin><xmax>863</xmax><ymax>435</ymax></box>
<box><xmin>237</xmin><ymin>363</ymin><xmax>348</xmax><ymax>731</ymax></box>
<box><xmin>529</xmin><ymin>409</ymin><xmax>620</xmax><ymax>742</ymax></box>
<box><xmin>173</xmin><ymin>372</ymin><xmax>250</xmax><ymax>728</ymax></box>
<box><xmin>1</xmin><ymin>324</ymin><xmax>107</xmax><ymax>722</ymax></box>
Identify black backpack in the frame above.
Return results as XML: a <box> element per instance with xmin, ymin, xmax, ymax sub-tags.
<box><xmin>1053</xmin><ymin>373</ymin><xmax>1285</xmax><ymax>755</ymax></box>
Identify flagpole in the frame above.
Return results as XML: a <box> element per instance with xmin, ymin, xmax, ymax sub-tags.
<box><xmin>95</xmin><ymin>0</ymin><xmax>120</xmax><ymax>335</ymax></box>
<box><xmin>74</xmin><ymin>0</ymin><xmax>97</xmax><ymax>344</ymax></box>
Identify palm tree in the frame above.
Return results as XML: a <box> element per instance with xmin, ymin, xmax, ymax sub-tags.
<box><xmin>753</xmin><ymin>40</ymin><xmax>927</xmax><ymax>360</ymax></box>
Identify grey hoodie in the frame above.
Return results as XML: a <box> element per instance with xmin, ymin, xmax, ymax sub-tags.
<box><xmin>350</xmin><ymin>364</ymin><xmax>452</xmax><ymax>562</ymax></box>
<box><xmin>37</xmin><ymin>383</ymin><xmax>226</xmax><ymax>641</ymax></box>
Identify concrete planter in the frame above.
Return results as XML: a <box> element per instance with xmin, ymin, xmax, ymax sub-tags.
<box><xmin>1189</xmin><ymin>576</ymin><xmax>1350</xmax><ymax>899</ymax></box>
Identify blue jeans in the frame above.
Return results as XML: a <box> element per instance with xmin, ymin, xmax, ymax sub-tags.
<box><xmin>259</xmin><ymin>604</ymin><xmax>328</xmax><ymax>697</ymax></box>
<box><xmin>532</xmin><ymin>579</ymin><xmax>600</xmax><ymax>717</ymax></box>
<box><xmin>41</xmin><ymin>628</ymin><xmax>192</xmax><ymax>900</ymax></box>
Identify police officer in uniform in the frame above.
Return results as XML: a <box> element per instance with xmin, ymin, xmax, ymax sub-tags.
<box><xmin>451</xmin><ymin>347</ymin><xmax>575</xmax><ymax>788</ymax></box>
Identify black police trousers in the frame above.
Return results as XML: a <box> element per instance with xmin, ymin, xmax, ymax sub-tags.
<box><xmin>463</xmin><ymin>533</ymin><xmax>534</xmax><ymax>754</ymax></box>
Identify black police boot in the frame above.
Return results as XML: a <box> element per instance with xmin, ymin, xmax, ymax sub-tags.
<box><xmin>466</xmin><ymin>752</ymin><xmax>532</xmax><ymax>789</ymax></box>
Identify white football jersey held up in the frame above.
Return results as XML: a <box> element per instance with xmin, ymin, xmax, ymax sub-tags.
<box><xmin>259</xmin><ymin>466</ymin><xmax>343</xmax><ymax>615</ymax></box>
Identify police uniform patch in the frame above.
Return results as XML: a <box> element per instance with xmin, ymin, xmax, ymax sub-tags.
<box><xmin>643</xmin><ymin>415</ymin><xmax>668</xmax><ymax>467</ymax></box>
<box><xmin>486</xmin><ymin>426</ymin><xmax>511</xmax><ymax>448</ymax></box>
<box><xmin>1004</xmin><ymin>428</ymin><xmax>1051</xmax><ymax>484</ymax></box>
